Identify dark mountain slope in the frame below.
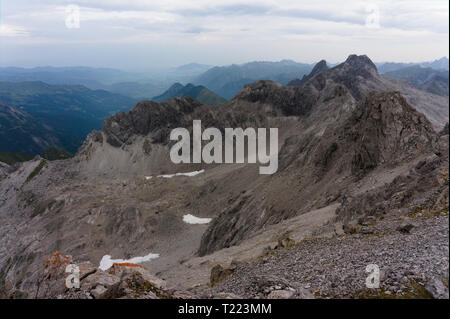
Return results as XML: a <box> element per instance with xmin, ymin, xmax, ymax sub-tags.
<box><xmin>0</xmin><ymin>101</ymin><xmax>61</xmax><ymax>153</ymax></box>
<box><xmin>0</xmin><ymin>81</ymin><xmax>137</xmax><ymax>152</ymax></box>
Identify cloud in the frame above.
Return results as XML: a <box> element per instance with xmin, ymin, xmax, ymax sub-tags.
<box><xmin>0</xmin><ymin>0</ymin><xmax>448</xmax><ymax>67</ymax></box>
<box><xmin>0</xmin><ymin>24</ymin><xmax>29</xmax><ymax>37</ymax></box>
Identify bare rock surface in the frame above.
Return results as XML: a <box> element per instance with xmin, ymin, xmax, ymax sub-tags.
<box><xmin>207</xmin><ymin>215</ymin><xmax>448</xmax><ymax>299</ymax></box>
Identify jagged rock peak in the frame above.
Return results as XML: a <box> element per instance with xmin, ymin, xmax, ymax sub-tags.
<box><xmin>232</xmin><ymin>80</ymin><xmax>318</xmax><ymax>116</ymax></box>
<box><xmin>101</xmin><ymin>96</ymin><xmax>202</xmax><ymax>147</ymax></box>
<box><xmin>310</xmin><ymin>60</ymin><xmax>329</xmax><ymax>75</ymax></box>
<box><xmin>347</xmin><ymin>90</ymin><xmax>438</xmax><ymax>172</ymax></box>
<box><xmin>233</xmin><ymin>80</ymin><xmax>284</xmax><ymax>102</ymax></box>
<box><xmin>288</xmin><ymin>60</ymin><xmax>328</xmax><ymax>86</ymax></box>
<box><xmin>341</xmin><ymin>54</ymin><xmax>378</xmax><ymax>74</ymax></box>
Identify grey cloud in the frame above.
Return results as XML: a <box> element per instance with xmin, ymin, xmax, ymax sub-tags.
<box><xmin>273</xmin><ymin>8</ymin><xmax>365</xmax><ymax>25</ymax></box>
<box><xmin>171</xmin><ymin>3</ymin><xmax>274</xmax><ymax>17</ymax></box>
<box><xmin>183</xmin><ymin>26</ymin><xmax>217</xmax><ymax>34</ymax></box>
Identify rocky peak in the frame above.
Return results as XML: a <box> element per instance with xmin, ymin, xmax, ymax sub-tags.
<box><xmin>288</xmin><ymin>60</ymin><xmax>328</xmax><ymax>86</ymax></box>
<box><xmin>167</xmin><ymin>82</ymin><xmax>184</xmax><ymax>92</ymax></box>
<box><xmin>338</xmin><ymin>54</ymin><xmax>379</xmax><ymax>77</ymax></box>
<box><xmin>304</xmin><ymin>54</ymin><xmax>382</xmax><ymax>100</ymax></box>
<box><xmin>310</xmin><ymin>59</ymin><xmax>329</xmax><ymax>75</ymax></box>
<box><xmin>101</xmin><ymin>97</ymin><xmax>202</xmax><ymax>147</ymax></box>
<box><xmin>346</xmin><ymin>91</ymin><xmax>438</xmax><ymax>173</ymax></box>
<box><xmin>232</xmin><ymin>80</ymin><xmax>318</xmax><ymax>116</ymax></box>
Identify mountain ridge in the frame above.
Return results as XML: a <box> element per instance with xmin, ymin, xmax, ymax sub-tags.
<box><xmin>152</xmin><ymin>83</ymin><xmax>227</xmax><ymax>106</ymax></box>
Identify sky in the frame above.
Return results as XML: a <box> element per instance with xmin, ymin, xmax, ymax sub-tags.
<box><xmin>0</xmin><ymin>0</ymin><xmax>448</xmax><ymax>70</ymax></box>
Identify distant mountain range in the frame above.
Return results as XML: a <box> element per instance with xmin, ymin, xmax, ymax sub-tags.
<box><xmin>193</xmin><ymin>60</ymin><xmax>314</xmax><ymax>99</ymax></box>
<box><xmin>152</xmin><ymin>83</ymin><xmax>227</xmax><ymax>106</ymax></box>
<box><xmin>384</xmin><ymin>65</ymin><xmax>449</xmax><ymax>97</ymax></box>
<box><xmin>0</xmin><ymin>66</ymin><xmax>138</xmax><ymax>87</ymax></box>
<box><xmin>0</xmin><ymin>65</ymin><xmax>213</xmax><ymax>100</ymax></box>
<box><xmin>0</xmin><ymin>81</ymin><xmax>137</xmax><ymax>153</ymax></box>
<box><xmin>377</xmin><ymin>57</ymin><xmax>449</xmax><ymax>74</ymax></box>
<box><xmin>2</xmin><ymin>57</ymin><xmax>447</xmax><ymax>101</ymax></box>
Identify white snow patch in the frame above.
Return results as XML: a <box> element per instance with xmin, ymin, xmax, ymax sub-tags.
<box><xmin>158</xmin><ymin>169</ymin><xmax>205</xmax><ymax>178</ymax></box>
<box><xmin>183</xmin><ymin>214</ymin><xmax>212</xmax><ymax>224</ymax></box>
<box><xmin>99</xmin><ymin>253</ymin><xmax>160</xmax><ymax>271</ymax></box>
<box><xmin>145</xmin><ymin>176</ymin><xmax>152</xmax><ymax>180</ymax></box>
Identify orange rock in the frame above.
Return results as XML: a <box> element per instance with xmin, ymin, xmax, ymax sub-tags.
<box><xmin>45</xmin><ymin>251</ymin><xmax>72</xmax><ymax>268</ymax></box>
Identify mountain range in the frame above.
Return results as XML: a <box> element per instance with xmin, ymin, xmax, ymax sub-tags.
<box><xmin>383</xmin><ymin>65</ymin><xmax>449</xmax><ymax>97</ymax></box>
<box><xmin>0</xmin><ymin>65</ymin><xmax>209</xmax><ymax>100</ymax></box>
<box><xmin>192</xmin><ymin>60</ymin><xmax>314</xmax><ymax>99</ymax></box>
<box><xmin>152</xmin><ymin>83</ymin><xmax>227</xmax><ymax>106</ymax></box>
<box><xmin>377</xmin><ymin>57</ymin><xmax>449</xmax><ymax>73</ymax></box>
<box><xmin>0</xmin><ymin>54</ymin><xmax>448</xmax><ymax>299</ymax></box>
<box><xmin>1</xmin><ymin>56</ymin><xmax>448</xmax><ymax>155</ymax></box>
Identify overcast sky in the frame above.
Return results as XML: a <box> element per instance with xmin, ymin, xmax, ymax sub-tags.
<box><xmin>0</xmin><ymin>0</ymin><xmax>448</xmax><ymax>70</ymax></box>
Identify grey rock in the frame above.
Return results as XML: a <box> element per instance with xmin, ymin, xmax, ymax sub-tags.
<box><xmin>425</xmin><ymin>278</ymin><xmax>449</xmax><ymax>299</ymax></box>
<box><xmin>397</xmin><ymin>221</ymin><xmax>418</xmax><ymax>234</ymax></box>
<box><xmin>267</xmin><ymin>289</ymin><xmax>295</xmax><ymax>299</ymax></box>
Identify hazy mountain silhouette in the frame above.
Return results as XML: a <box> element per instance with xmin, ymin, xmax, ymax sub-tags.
<box><xmin>152</xmin><ymin>83</ymin><xmax>227</xmax><ymax>106</ymax></box>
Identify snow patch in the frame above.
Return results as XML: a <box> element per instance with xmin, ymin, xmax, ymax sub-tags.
<box><xmin>158</xmin><ymin>169</ymin><xmax>205</xmax><ymax>178</ymax></box>
<box><xmin>99</xmin><ymin>253</ymin><xmax>160</xmax><ymax>271</ymax></box>
<box><xmin>145</xmin><ymin>176</ymin><xmax>152</xmax><ymax>180</ymax></box>
<box><xmin>183</xmin><ymin>214</ymin><xmax>212</xmax><ymax>224</ymax></box>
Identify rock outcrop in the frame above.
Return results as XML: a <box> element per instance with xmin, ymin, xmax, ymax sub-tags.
<box><xmin>9</xmin><ymin>252</ymin><xmax>194</xmax><ymax>299</ymax></box>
